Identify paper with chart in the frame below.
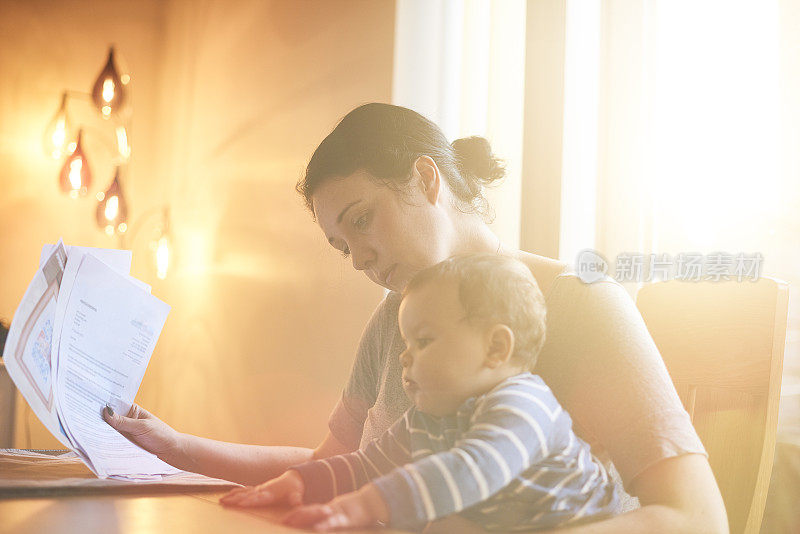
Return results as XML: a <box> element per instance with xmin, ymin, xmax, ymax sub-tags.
<box><xmin>3</xmin><ymin>240</ymin><xmax>177</xmax><ymax>479</ymax></box>
<box><xmin>3</xmin><ymin>241</ymin><xmax>70</xmax><ymax>447</ymax></box>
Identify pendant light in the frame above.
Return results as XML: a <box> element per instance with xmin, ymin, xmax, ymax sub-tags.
<box><xmin>91</xmin><ymin>47</ymin><xmax>128</xmax><ymax>119</ymax></box>
<box><xmin>42</xmin><ymin>92</ymin><xmax>74</xmax><ymax>159</ymax></box>
<box><xmin>96</xmin><ymin>167</ymin><xmax>128</xmax><ymax>235</ymax></box>
<box><xmin>58</xmin><ymin>129</ymin><xmax>92</xmax><ymax>198</ymax></box>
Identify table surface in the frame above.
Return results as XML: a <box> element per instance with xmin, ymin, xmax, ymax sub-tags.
<box><xmin>0</xmin><ymin>490</ymin><xmax>394</xmax><ymax>534</ymax></box>
<box><xmin>0</xmin><ymin>450</ymin><xmax>407</xmax><ymax>534</ymax></box>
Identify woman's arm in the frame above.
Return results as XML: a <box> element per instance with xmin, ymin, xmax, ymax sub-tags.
<box><xmin>539</xmin><ymin>454</ymin><xmax>728</xmax><ymax>534</ymax></box>
<box><xmin>185</xmin><ymin>430</ymin><xmax>356</xmax><ymax>485</ymax></box>
<box><xmin>105</xmin><ymin>404</ymin><xmax>353</xmax><ymax>486</ymax></box>
<box><xmin>583</xmin><ymin>454</ymin><xmax>728</xmax><ymax>534</ymax></box>
<box><xmin>105</xmin><ymin>291</ymin><xmax>397</xmax><ymax>486</ymax></box>
<box><xmin>194</xmin><ymin>430</ymin><xmax>353</xmax><ymax>485</ymax></box>
<box><xmin>179</xmin><ymin>437</ymin><xmax>315</xmax><ymax>486</ymax></box>
<box><xmin>423</xmin><ymin>455</ymin><xmax>728</xmax><ymax>534</ymax></box>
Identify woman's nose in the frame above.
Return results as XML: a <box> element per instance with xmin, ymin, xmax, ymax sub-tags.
<box><xmin>399</xmin><ymin>350</ymin><xmax>412</xmax><ymax>368</ymax></box>
<box><xmin>350</xmin><ymin>243</ymin><xmax>375</xmax><ymax>272</ymax></box>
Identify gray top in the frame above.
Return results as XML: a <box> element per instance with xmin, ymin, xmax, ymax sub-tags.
<box><xmin>328</xmin><ymin>271</ymin><xmax>706</xmax><ymax>492</ymax></box>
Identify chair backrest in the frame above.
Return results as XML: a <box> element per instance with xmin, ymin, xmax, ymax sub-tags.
<box><xmin>636</xmin><ymin>278</ymin><xmax>789</xmax><ymax>534</ymax></box>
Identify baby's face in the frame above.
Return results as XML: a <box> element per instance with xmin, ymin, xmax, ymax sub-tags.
<box><xmin>398</xmin><ymin>281</ymin><xmax>492</xmax><ymax>416</ymax></box>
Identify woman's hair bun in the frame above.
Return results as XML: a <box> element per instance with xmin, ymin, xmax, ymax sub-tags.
<box><xmin>451</xmin><ymin>136</ymin><xmax>506</xmax><ymax>185</ymax></box>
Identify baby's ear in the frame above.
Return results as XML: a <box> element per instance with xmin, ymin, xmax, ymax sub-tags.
<box><xmin>485</xmin><ymin>324</ymin><xmax>515</xmax><ymax>369</ymax></box>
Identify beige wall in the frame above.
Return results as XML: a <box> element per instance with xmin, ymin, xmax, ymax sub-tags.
<box><xmin>0</xmin><ymin>0</ymin><xmax>394</xmax><ymax>449</ymax></box>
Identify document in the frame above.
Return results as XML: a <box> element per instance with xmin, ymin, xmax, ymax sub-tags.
<box><xmin>0</xmin><ymin>449</ymin><xmax>239</xmax><ymax>498</ymax></box>
<box><xmin>3</xmin><ymin>240</ymin><xmax>177</xmax><ymax>479</ymax></box>
<box><xmin>3</xmin><ymin>241</ymin><xmax>70</xmax><ymax>448</ymax></box>
<box><xmin>49</xmin><ymin>244</ymin><xmax>148</xmax><ymax>422</ymax></box>
<box><xmin>39</xmin><ymin>243</ymin><xmax>132</xmax><ymax>275</ymax></box>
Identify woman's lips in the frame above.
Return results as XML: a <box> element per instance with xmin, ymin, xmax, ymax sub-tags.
<box><xmin>380</xmin><ymin>265</ymin><xmax>396</xmax><ymax>288</ymax></box>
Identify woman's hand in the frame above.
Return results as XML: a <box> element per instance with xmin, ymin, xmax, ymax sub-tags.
<box><xmin>220</xmin><ymin>469</ymin><xmax>305</xmax><ymax>507</ymax></box>
<box><xmin>103</xmin><ymin>403</ymin><xmax>184</xmax><ymax>462</ymax></box>
<box><xmin>282</xmin><ymin>484</ymin><xmax>389</xmax><ymax>532</ymax></box>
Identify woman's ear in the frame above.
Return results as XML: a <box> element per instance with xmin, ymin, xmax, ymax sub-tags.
<box><xmin>413</xmin><ymin>156</ymin><xmax>441</xmax><ymax>205</ymax></box>
<box><xmin>484</xmin><ymin>324</ymin><xmax>515</xmax><ymax>369</ymax></box>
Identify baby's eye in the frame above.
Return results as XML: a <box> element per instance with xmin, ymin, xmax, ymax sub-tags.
<box><xmin>417</xmin><ymin>338</ymin><xmax>432</xmax><ymax>349</ymax></box>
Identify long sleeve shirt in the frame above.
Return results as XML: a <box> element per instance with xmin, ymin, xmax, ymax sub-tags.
<box><xmin>292</xmin><ymin>373</ymin><xmax>620</xmax><ymax>531</ymax></box>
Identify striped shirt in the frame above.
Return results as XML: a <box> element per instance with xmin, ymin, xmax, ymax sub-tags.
<box><xmin>292</xmin><ymin>373</ymin><xmax>620</xmax><ymax>531</ymax></box>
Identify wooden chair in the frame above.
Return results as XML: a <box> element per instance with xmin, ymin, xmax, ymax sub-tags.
<box><xmin>636</xmin><ymin>277</ymin><xmax>789</xmax><ymax>534</ymax></box>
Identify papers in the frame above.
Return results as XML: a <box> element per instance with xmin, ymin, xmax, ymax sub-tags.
<box><xmin>3</xmin><ymin>240</ymin><xmax>177</xmax><ymax>479</ymax></box>
<box><xmin>0</xmin><ymin>449</ymin><xmax>239</xmax><ymax>497</ymax></box>
<box><xmin>39</xmin><ymin>244</ymin><xmax>132</xmax><ymax>275</ymax></box>
<box><xmin>3</xmin><ymin>241</ymin><xmax>69</xmax><ymax>448</ymax></box>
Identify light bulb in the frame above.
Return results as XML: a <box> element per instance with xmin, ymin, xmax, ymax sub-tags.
<box><xmin>68</xmin><ymin>159</ymin><xmax>83</xmax><ymax>190</ymax></box>
<box><xmin>115</xmin><ymin>126</ymin><xmax>131</xmax><ymax>161</ymax></box>
<box><xmin>95</xmin><ymin>167</ymin><xmax>128</xmax><ymax>234</ymax></box>
<box><xmin>154</xmin><ymin>209</ymin><xmax>172</xmax><ymax>280</ymax></box>
<box><xmin>91</xmin><ymin>47</ymin><xmax>127</xmax><ymax>118</ymax></box>
<box><xmin>102</xmin><ymin>79</ymin><xmax>115</xmax><ymax>103</ymax></box>
<box><xmin>58</xmin><ymin>129</ymin><xmax>92</xmax><ymax>197</ymax></box>
<box><xmin>156</xmin><ymin>235</ymin><xmax>171</xmax><ymax>280</ymax></box>
<box><xmin>43</xmin><ymin>93</ymin><xmax>74</xmax><ymax>159</ymax></box>
<box><xmin>105</xmin><ymin>195</ymin><xmax>119</xmax><ymax>220</ymax></box>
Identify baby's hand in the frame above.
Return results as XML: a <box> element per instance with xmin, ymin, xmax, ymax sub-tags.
<box><xmin>283</xmin><ymin>484</ymin><xmax>389</xmax><ymax>532</ymax></box>
<box><xmin>220</xmin><ymin>469</ymin><xmax>304</xmax><ymax>507</ymax></box>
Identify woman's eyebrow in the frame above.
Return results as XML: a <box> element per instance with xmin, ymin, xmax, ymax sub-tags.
<box><xmin>325</xmin><ymin>200</ymin><xmax>363</xmax><ymax>245</ymax></box>
<box><xmin>337</xmin><ymin>200</ymin><xmax>362</xmax><ymax>224</ymax></box>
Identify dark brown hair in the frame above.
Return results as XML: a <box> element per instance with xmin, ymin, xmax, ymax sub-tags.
<box><xmin>403</xmin><ymin>254</ymin><xmax>547</xmax><ymax>370</ymax></box>
<box><xmin>297</xmin><ymin>103</ymin><xmax>505</xmax><ymax>219</ymax></box>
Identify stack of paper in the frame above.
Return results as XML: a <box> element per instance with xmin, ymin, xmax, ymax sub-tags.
<box><xmin>2</xmin><ymin>240</ymin><xmax>177</xmax><ymax>480</ymax></box>
<box><xmin>0</xmin><ymin>449</ymin><xmax>239</xmax><ymax>497</ymax></box>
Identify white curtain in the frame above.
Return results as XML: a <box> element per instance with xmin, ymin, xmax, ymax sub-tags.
<box><xmin>558</xmin><ymin>0</ymin><xmax>800</xmax><ymax>438</ymax></box>
<box><xmin>558</xmin><ymin>1</ymin><xmax>798</xmax><ymax>279</ymax></box>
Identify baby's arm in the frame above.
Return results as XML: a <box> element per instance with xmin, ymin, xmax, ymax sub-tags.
<box><xmin>223</xmin><ymin>411</ymin><xmax>412</xmax><ymax>509</ymax></box>
<box><xmin>292</xmin><ymin>411</ymin><xmax>412</xmax><ymax>503</ymax></box>
<box><xmin>373</xmin><ymin>382</ymin><xmax>556</xmax><ymax>531</ymax></box>
<box><xmin>287</xmin><ymin>382</ymin><xmax>557</xmax><ymax>531</ymax></box>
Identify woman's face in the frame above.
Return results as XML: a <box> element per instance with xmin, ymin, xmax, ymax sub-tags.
<box><xmin>312</xmin><ymin>168</ymin><xmax>449</xmax><ymax>292</ymax></box>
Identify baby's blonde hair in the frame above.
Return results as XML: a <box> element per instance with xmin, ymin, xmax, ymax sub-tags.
<box><xmin>403</xmin><ymin>254</ymin><xmax>547</xmax><ymax>370</ymax></box>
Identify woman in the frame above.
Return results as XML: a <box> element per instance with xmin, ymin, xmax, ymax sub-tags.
<box><xmin>106</xmin><ymin>103</ymin><xmax>727</xmax><ymax>533</ymax></box>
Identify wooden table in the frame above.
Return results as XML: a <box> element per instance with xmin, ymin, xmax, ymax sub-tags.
<box><xmin>0</xmin><ymin>451</ymin><xmax>405</xmax><ymax>534</ymax></box>
<box><xmin>0</xmin><ymin>490</ymin><xmax>389</xmax><ymax>534</ymax></box>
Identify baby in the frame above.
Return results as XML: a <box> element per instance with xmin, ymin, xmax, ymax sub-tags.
<box><xmin>222</xmin><ymin>254</ymin><xmax>620</xmax><ymax>531</ymax></box>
